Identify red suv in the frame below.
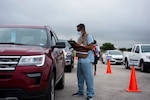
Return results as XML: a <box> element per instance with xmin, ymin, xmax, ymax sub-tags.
<box><xmin>0</xmin><ymin>25</ymin><xmax>65</xmax><ymax>100</ymax></box>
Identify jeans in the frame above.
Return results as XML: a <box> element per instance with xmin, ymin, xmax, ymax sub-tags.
<box><xmin>77</xmin><ymin>62</ymin><xmax>95</xmax><ymax>97</ymax></box>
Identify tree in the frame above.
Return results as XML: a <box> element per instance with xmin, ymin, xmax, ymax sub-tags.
<box><xmin>101</xmin><ymin>42</ymin><xmax>115</xmax><ymax>51</ymax></box>
<box><xmin>119</xmin><ymin>48</ymin><xmax>127</xmax><ymax>52</ymax></box>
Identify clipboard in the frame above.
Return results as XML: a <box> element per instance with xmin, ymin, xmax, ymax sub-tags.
<box><xmin>68</xmin><ymin>40</ymin><xmax>89</xmax><ymax>52</ymax></box>
<box><xmin>68</xmin><ymin>40</ymin><xmax>77</xmax><ymax>48</ymax></box>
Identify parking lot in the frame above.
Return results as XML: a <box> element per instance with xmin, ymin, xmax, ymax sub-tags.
<box><xmin>55</xmin><ymin>60</ymin><xmax>150</xmax><ymax>100</ymax></box>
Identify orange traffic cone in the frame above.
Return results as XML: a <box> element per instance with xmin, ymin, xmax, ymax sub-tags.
<box><xmin>106</xmin><ymin>60</ymin><xmax>112</xmax><ymax>74</ymax></box>
<box><xmin>126</xmin><ymin>66</ymin><xmax>141</xmax><ymax>92</ymax></box>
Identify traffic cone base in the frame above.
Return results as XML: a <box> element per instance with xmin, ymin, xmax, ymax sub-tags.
<box><xmin>126</xmin><ymin>66</ymin><xmax>141</xmax><ymax>92</ymax></box>
<box><xmin>106</xmin><ymin>71</ymin><xmax>112</xmax><ymax>74</ymax></box>
<box><xmin>126</xmin><ymin>89</ymin><xmax>141</xmax><ymax>92</ymax></box>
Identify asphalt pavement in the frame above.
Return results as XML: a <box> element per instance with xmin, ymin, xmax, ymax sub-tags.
<box><xmin>55</xmin><ymin>60</ymin><xmax>150</xmax><ymax>100</ymax></box>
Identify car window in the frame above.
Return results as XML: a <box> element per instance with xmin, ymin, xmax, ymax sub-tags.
<box><xmin>135</xmin><ymin>46</ymin><xmax>140</xmax><ymax>53</ymax></box>
<box><xmin>50</xmin><ymin>31</ymin><xmax>57</xmax><ymax>46</ymax></box>
<box><xmin>141</xmin><ymin>45</ymin><xmax>150</xmax><ymax>53</ymax></box>
<box><xmin>132</xmin><ymin>46</ymin><xmax>136</xmax><ymax>52</ymax></box>
<box><xmin>0</xmin><ymin>28</ymin><xmax>47</xmax><ymax>47</ymax></box>
<box><xmin>65</xmin><ymin>41</ymin><xmax>71</xmax><ymax>48</ymax></box>
<box><xmin>106</xmin><ymin>51</ymin><xmax>108</xmax><ymax>54</ymax></box>
<box><xmin>59</xmin><ymin>40</ymin><xmax>71</xmax><ymax>48</ymax></box>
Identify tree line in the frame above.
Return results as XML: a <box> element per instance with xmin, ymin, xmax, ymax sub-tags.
<box><xmin>100</xmin><ymin>42</ymin><xmax>132</xmax><ymax>52</ymax></box>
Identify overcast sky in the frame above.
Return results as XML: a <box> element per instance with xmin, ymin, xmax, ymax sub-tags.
<box><xmin>0</xmin><ymin>0</ymin><xmax>150</xmax><ymax>48</ymax></box>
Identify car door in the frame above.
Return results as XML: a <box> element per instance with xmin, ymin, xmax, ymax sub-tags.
<box><xmin>50</xmin><ymin>31</ymin><xmax>64</xmax><ymax>80</ymax></box>
<box><xmin>129</xmin><ymin>46</ymin><xmax>136</xmax><ymax>65</ymax></box>
<box><xmin>132</xmin><ymin>46</ymin><xmax>140</xmax><ymax>66</ymax></box>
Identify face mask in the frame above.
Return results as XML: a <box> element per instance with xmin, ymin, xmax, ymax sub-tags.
<box><xmin>78</xmin><ymin>32</ymin><xmax>82</xmax><ymax>35</ymax></box>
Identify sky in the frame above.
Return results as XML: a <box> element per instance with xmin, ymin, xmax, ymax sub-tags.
<box><xmin>0</xmin><ymin>0</ymin><xmax>150</xmax><ymax>48</ymax></box>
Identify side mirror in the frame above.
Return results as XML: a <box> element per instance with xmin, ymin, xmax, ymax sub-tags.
<box><xmin>52</xmin><ymin>42</ymin><xmax>65</xmax><ymax>48</ymax></box>
<box><xmin>135</xmin><ymin>50</ymin><xmax>139</xmax><ymax>53</ymax></box>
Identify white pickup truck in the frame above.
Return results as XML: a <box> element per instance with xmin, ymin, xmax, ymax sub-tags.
<box><xmin>123</xmin><ymin>44</ymin><xmax>150</xmax><ymax>72</ymax></box>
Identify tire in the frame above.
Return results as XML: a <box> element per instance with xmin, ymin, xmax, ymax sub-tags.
<box><xmin>65</xmin><ymin>65</ymin><xmax>72</xmax><ymax>72</ymax></box>
<box><xmin>45</xmin><ymin>73</ymin><xmax>55</xmax><ymax>100</ymax></box>
<box><xmin>71</xmin><ymin>58</ymin><xmax>74</xmax><ymax>68</ymax></box>
<box><xmin>140</xmin><ymin>60</ymin><xmax>147</xmax><ymax>72</ymax></box>
<box><xmin>67</xmin><ymin>65</ymin><xmax>72</xmax><ymax>72</ymax></box>
<box><xmin>125</xmin><ymin>60</ymin><xmax>130</xmax><ymax>69</ymax></box>
<box><xmin>65</xmin><ymin>57</ymin><xmax>73</xmax><ymax>72</ymax></box>
<box><xmin>55</xmin><ymin>73</ymin><xmax>65</xmax><ymax>90</ymax></box>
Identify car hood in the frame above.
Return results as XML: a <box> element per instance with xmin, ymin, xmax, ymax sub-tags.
<box><xmin>0</xmin><ymin>44</ymin><xmax>49</xmax><ymax>56</ymax></box>
<box><xmin>142</xmin><ymin>52</ymin><xmax>150</xmax><ymax>56</ymax></box>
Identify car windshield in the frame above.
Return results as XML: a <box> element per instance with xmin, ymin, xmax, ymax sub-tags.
<box><xmin>0</xmin><ymin>28</ymin><xmax>47</xmax><ymax>47</ymax></box>
<box><xmin>109</xmin><ymin>50</ymin><xmax>122</xmax><ymax>55</ymax></box>
<box><xmin>59</xmin><ymin>40</ymin><xmax>71</xmax><ymax>48</ymax></box>
<box><xmin>141</xmin><ymin>45</ymin><xmax>150</xmax><ymax>53</ymax></box>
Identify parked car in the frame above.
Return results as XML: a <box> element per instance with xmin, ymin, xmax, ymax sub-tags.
<box><xmin>60</xmin><ymin>39</ymin><xmax>74</xmax><ymax>72</ymax></box>
<box><xmin>123</xmin><ymin>44</ymin><xmax>150</xmax><ymax>72</ymax></box>
<box><xmin>0</xmin><ymin>25</ymin><xmax>65</xmax><ymax>100</ymax></box>
<box><xmin>102</xmin><ymin>50</ymin><xmax>123</xmax><ymax>64</ymax></box>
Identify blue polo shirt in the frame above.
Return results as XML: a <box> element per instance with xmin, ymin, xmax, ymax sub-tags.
<box><xmin>78</xmin><ymin>35</ymin><xmax>94</xmax><ymax>63</ymax></box>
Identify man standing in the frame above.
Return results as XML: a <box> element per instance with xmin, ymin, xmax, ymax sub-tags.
<box><xmin>72</xmin><ymin>23</ymin><xmax>95</xmax><ymax>100</ymax></box>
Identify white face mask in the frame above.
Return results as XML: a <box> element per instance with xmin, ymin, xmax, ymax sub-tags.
<box><xmin>78</xmin><ymin>32</ymin><xmax>82</xmax><ymax>35</ymax></box>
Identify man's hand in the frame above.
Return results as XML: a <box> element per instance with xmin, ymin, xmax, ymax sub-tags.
<box><xmin>83</xmin><ymin>43</ymin><xmax>94</xmax><ymax>51</ymax></box>
<box><xmin>74</xmin><ymin>43</ymin><xmax>80</xmax><ymax>48</ymax></box>
<box><xmin>74</xmin><ymin>43</ymin><xmax>94</xmax><ymax>52</ymax></box>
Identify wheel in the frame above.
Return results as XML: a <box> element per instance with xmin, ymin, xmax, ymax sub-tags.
<box><xmin>45</xmin><ymin>73</ymin><xmax>55</xmax><ymax>100</ymax></box>
<box><xmin>55</xmin><ymin>73</ymin><xmax>65</xmax><ymax>89</ymax></box>
<box><xmin>71</xmin><ymin>58</ymin><xmax>74</xmax><ymax>68</ymax></box>
<box><xmin>67</xmin><ymin>65</ymin><xmax>72</xmax><ymax>72</ymax></box>
<box><xmin>125</xmin><ymin>60</ymin><xmax>130</xmax><ymax>69</ymax></box>
<box><xmin>65</xmin><ymin>65</ymin><xmax>72</xmax><ymax>72</ymax></box>
<box><xmin>140</xmin><ymin>60</ymin><xmax>147</xmax><ymax>72</ymax></box>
